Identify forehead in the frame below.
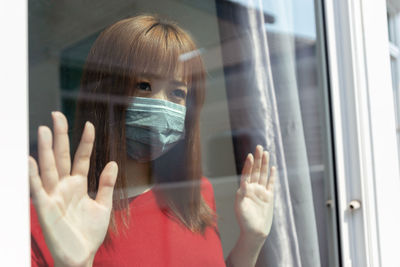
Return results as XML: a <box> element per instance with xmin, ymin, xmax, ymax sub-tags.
<box><xmin>139</xmin><ymin>64</ymin><xmax>189</xmax><ymax>86</ymax></box>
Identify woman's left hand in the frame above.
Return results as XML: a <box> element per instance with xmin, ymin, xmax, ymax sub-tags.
<box><xmin>235</xmin><ymin>145</ymin><xmax>276</xmax><ymax>241</ymax></box>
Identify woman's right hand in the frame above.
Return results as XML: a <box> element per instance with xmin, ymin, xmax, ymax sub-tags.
<box><xmin>29</xmin><ymin>112</ymin><xmax>118</xmax><ymax>267</ymax></box>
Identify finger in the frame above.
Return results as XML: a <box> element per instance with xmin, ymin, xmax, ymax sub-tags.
<box><xmin>38</xmin><ymin>126</ymin><xmax>59</xmax><ymax>193</ymax></box>
<box><xmin>259</xmin><ymin>151</ymin><xmax>270</xmax><ymax>186</ymax></box>
<box><xmin>71</xmin><ymin>122</ymin><xmax>95</xmax><ymax>177</ymax></box>
<box><xmin>95</xmin><ymin>161</ymin><xmax>118</xmax><ymax>208</ymax></box>
<box><xmin>240</xmin><ymin>153</ymin><xmax>253</xmax><ymax>188</ymax></box>
<box><xmin>52</xmin><ymin>112</ymin><xmax>71</xmax><ymax>178</ymax></box>
<box><xmin>29</xmin><ymin>156</ymin><xmax>47</xmax><ymax>203</ymax></box>
<box><xmin>250</xmin><ymin>145</ymin><xmax>263</xmax><ymax>183</ymax></box>
<box><xmin>267</xmin><ymin>166</ymin><xmax>277</xmax><ymax>192</ymax></box>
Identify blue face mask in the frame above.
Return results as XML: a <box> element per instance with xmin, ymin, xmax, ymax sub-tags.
<box><xmin>125</xmin><ymin>97</ymin><xmax>186</xmax><ymax>162</ymax></box>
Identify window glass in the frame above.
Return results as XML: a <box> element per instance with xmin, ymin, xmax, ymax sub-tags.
<box><xmin>388</xmin><ymin>12</ymin><xmax>395</xmax><ymax>43</ymax></box>
<box><xmin>29</xmin><ymin>0</ymin><xmax>338</xmax><ymax>266</ymax></box>
<box><xmin>388</xmin><ymin>9</ymin><xmax>400</xmax><ymax>170</ymax></box>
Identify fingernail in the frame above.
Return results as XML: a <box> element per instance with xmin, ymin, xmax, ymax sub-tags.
<box><xmin>52</xmin><ymin>111</ymin><xmax>60</xmax><ymax>118</ymax></box>
<box><xmin>51</xmin><ymin>111</ymin><xmax>58</xmax><ymax>123</ymax></box>
<box><xmin>111</xmin><ymin>161</ymin><xmax>117</xmax><ymax>169</ymax></box>
<box><xmin>38</xmin><ymin>126</ymin><xmax>51</xmax><ymax>141</ymax></box>
<box><xmin>249</xmin><ymin>153</ymin><xmax>254</xmax><ymax>162</ymax></box>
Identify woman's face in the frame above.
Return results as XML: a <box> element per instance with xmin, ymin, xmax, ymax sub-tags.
<box><xmin>134</xmin><ymin>72</ymin><xmax>188</xmax><ymax>106</ymax></box>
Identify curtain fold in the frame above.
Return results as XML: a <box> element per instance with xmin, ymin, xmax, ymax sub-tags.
<box><xmin>216</xmin><ymin>0</ymin><xmax>321</xmax><ymax>266</ymax></box>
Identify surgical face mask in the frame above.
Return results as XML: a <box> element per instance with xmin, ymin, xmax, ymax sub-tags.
<box><xmin>125</xmin><ymin>97</ymin><xmax>186</xmax><ymax>162</ymax></box>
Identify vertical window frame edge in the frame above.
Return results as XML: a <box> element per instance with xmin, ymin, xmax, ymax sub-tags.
<box><xmin>322</xmin><ymin>0</ymin><xmax>400</xmax><ymax>266</ymax></box>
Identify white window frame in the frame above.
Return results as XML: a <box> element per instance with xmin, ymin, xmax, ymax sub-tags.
<box><xmin>324</xmin><ymin>0</ymin><xmax>400</xmax><ymax>266</ymax></box>
<box><xmin>0</xmin><ymin>1</ymin><xmax>30</xmax><ymax>266</ymax></box>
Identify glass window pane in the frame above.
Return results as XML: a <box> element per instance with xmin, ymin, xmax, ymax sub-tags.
<box><xmin>29</xmin><ymin>1</ymin><xmax>339</xmax><ymax>266</ymax></box>
<box><xmin>388</xmin><ymin>12</ymin><xmax>395</xmax><ymax>43</ymax></box>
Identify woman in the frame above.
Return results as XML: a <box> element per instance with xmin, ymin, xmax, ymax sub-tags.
<box><xmin>29</xmin><ymin>14</ymin><xmax>276</xmax><ymax>267</ymax></box>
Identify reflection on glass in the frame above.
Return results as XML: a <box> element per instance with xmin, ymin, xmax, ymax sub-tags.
<box><xmin>30</xmin><ymin>14</ymin><xmax>276</xmax><ymax>267</ymax></box>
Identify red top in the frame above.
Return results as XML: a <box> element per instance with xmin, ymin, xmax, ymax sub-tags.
<box><xmin>30</xmin><ymin>177</ymin><xmax>226</xmax><ymax>267</ymax></box>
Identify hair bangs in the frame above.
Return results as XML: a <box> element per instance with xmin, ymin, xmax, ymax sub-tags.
<box><xmin>128</xmin><ymin>22</ymin><xmax>197</xmax><ymax>88</ymax></box>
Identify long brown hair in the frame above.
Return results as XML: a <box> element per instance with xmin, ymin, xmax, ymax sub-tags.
<box><xmin>73</xmin><ymin>15</ymin><xmax>215</xmax><ymax>234</ymax></box>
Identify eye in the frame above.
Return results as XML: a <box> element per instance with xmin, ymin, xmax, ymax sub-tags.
<box><xmin>136</xmin><ymin>82</ymin><xmax>151</xmax><ymax>91</ymax></box>
<box><xmin>172</xmin><ymin>89</ymin><xmax>187</xmax><ymax>99</ymax></box>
